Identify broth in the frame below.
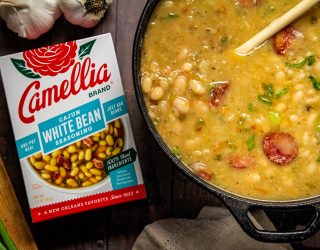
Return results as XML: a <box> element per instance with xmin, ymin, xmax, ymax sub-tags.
<box><xmin>141</xmin><ymin>0</ymin><xmax>320</xmax><ymax>200</ymax></box>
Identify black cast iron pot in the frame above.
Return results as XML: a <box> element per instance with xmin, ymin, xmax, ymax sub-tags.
<box><xmin>132</xmin><ymin>0</ymin><xmax>320</xmax><ymax>243</ymax></box>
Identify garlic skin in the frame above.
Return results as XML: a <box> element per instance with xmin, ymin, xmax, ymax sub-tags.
<box><xmin>59</xmin><ymin>0</ymin><xmax>112</xmax><ymax>28</ymax></box>
<box><xmin>0</xmin><ymin>0</ymin><xmax>61</xmax><ymax>40</ymax></box>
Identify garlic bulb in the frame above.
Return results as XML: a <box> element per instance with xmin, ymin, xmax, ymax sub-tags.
<box><xmin>59</xmin><ymin>0</ymin><xmax>112</xmax><ymax>28</ymax></box>
<box><xmin>0</xmin><ymin>0</ymin><xmax>61</xmax><ymax>39</ymax></box>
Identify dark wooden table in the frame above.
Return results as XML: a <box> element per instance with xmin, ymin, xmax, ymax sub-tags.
<box><xmin>0</xmin><ymin>1</ymin><xmax>317</xmax><ymax>250</ymax></box>
<box><xmin>0</xmin><ymin>1</ymin><xmax>222</xmax><ymax>249</ymax></box>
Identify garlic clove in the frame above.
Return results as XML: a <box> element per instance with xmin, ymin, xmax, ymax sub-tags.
<box><xmin>59</xmin><ymin>0</ymin><xmax>112</xmax><ymax>28</ymax></box>
<box><xmin>62</xmin><ymin>1</ymin><xmax>99</xmax><ymax>28</ymax></box>
<box><xmin>0</xmin><ymin>0</ymin><xmax>61</xmax><ymax>39</ymax></box>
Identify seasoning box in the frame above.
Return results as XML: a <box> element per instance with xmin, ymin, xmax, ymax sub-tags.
<box><xmin>0</xmin><ymin>33</ymin><xmax>146</xmax><ymax>222</ymax></box>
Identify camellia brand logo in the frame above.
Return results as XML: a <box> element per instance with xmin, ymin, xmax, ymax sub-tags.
<box><xmin>10</xmin><ymin>39</ymin><xmax>112</xmax><ymax>124</ymax></box>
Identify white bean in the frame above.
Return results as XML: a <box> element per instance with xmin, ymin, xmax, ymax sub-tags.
<box><xmin>286</xmin><ymin>69</ymin><xmax>294</xmax><ymax>76</ymax></box>
<box><xmin>313</xmin><ymin>61</ymin><xmax>320</xmax><ymax>73</ymax></box>
<box><xmin>193</xmin><ymin>151</ymin><xmax>203</xmax><ymax>157</ymax></box>
<box><xmin>293</xmin><ymin>84</ymin><xmax>304</xmax><ymax>91</ymax></box>
<box><xmin>255</xmin><ymin>116</ymin><xmax>266</xmax><ymax>125</ymax></box>
<box><xmin>303</xmin><ymin>132</ymin><xmax>310</xmax><ymax>145</ymax></box>
<box><xmin>307</xmin><ymin>163</ymin><xmax>317</xmax><ymax>175</ymax></box>
<box><xmin>189</xmin><ymin>79</ymin><xmax>206</xmax><ymax>95</ymax></box>
<box><xmin>150</xmin><ymin>62</ymin><xmax>160</xmax><ymax>73</ymax></box>
<box><xmin>275</xmin><ymin>102</ymin><xmax>287</xmax><ymax>112</ymax></box>
<box><xmin>295</xmin><ymin>72</ymin><xmax>305</xmax><ymax>79</ymax></box>
<box><xmin>293</xmin><ymin>91</ymin><xmax>303</xmax><ymax>102</ymax></box>
<box><xmin>159</xmin><ymin>79</ymin><xmax>169</xmax><ymax>90</ymax></box>
<box><xmin>170</xmin><ymin>120</ymin><xmax>183</xmax><ymax>134</ymax></box>
<box><xmin>141</xmin><ymin>77</ymin><xmax>153</xmax><ymax>94</ymax></box>
<box><xmin>150</xmin><ymin>87</ymin><xmax>164</xmax><ymax>101</ymax></box>
<box><xmin>289</xmin><ymin>115</ymin><xmax>298</xmax><ymax>123</ymax></box>
<box><xmin>148</xmin><ymin>111</ymin><xmax>156</xmax><ymax>119</ymax></box>
<box><xmin>173</xmin><ymin>97</ymin><xmax>190</xmax><ymax>115</ymax></box>
<box><xmin>308</xmin><ymin>89</ymin><xmax>316</xmax><ymax>95</ymax></box>
<box><xmin>247</xmin><ymin>173</ymin><xmax>261</xmax><ymax>183</ymax></box>
<box><xmin>306</xmin><ymin>96</ymin><xmax>320</xmax><ymax>105</ymax></box>
<box><xmin>185</xmin><ymin>137</ymin><xmax>201</xmax><ymax>149</ymax></box>
<box><xmin>178</xmin><ymin>48</ymin><xmax>189</xmax><ymax>60</ymax></box>
<box><xmin>158</xmin><ymin>101</ymin><xmax>169</xmax><ymax>116</ymax></box>
<box><xmin>187</xmin><ymin>15</ymin><xmax>193</xmax><ymax>21</ymax></box>
<box><xmin>173</xmin><ymin>76</ymin><xmax>187</xmax><ymax>96</ymax></box>
<box><xmin>289</xmin><ymin>115</ymin><xmax>299</xmax><ymax>123</ymax></box>
<box><xmin>306</xmin><ymin>51</ymin><xmax>313</xmax><ymax>56</ymax></box>
<box><xmin>307</xmin><ymin>112</ymin><xmax>317</xmax><ymax>128</ymax></box>
<box><xmin>181</xmin><ymin>62</ymin><xmax>193</xmax><ymax>71</ymax></box>
<box><xmin>275</xmin><ymin>71</ymin><xmax>286</xmax><ymax>81</ymax></box>
<box><xmin>193</xmin><ymin>101</ymin><xmax>209</xmax><ymax>114</ymax></box>
<box><xmin>164</xmin><ymin>1</ymin><xmax>173</xmax><ymax>7</ymax></box>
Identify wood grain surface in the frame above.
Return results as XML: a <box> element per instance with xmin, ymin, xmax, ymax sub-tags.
<box><xmin>0</xmin><ymin>1</ymin><xmax>221</xmax><ymax>249</ymax></box>
<box><xmin>0</xmin><ymin>157</ymin><xmax>38</xmax><ymax>250</ymax></box>
<box><xmin>0</xmin><ymin>1</ymin><xmax>315</xmax><ymax>249</ymax></box>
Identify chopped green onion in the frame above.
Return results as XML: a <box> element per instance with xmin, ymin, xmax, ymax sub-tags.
<box><xmin>262</xmin><ymin>83</ymin><xmax>274</xmax><ymax>97</ymax></box>
<box><xmin>0</xmin><ymin>220</ymin><xmax>16</xmax><ymax>250</ymax></box>
<box><xmin>195</xmin><ymin>118</ymin><xmax>205</xmax><ymax>131</ymax></box>
<box><xmin>247</xmin><ymin>134</ymin><xmax>255</xmax><ymax>151</ymax></box>
<box><xmin>258</xmin><ymin>83</ymin><xmax>288</xmax><ymax>106</ymax></box>
<box><xmin>248</xmin><ymin>103</ymin><xmax>255</xmax><ymax>112</ymax></box>
<box><xmin>258</xmin><ymin>95</ymin><xmax>272</xmax><ymax>106</ymax></box>
<box><xmin>171</xmin><ymin>146</ymin><xmax>182</xmax><ymax>159</ymax></box>
<box><xmin>286</xmin><ymin>55</ymin><xmax>316</xmax><ymax>68</ymax></box>
<box><xmin>309</xmin><ymin>75</ymin><xmax>320</xmax><ymax>90</ymax></box>
<box><xmin>227</xmin><ymin>141</ymin><xmax>237</xmax><ymax>150</ymax></box>
<box><xmin>238</xmin><ymin>113</ymin><xmax>249</xmax><ymax>125</ymax></box>
<box><xmin>214</xmin><ymin>154</ymin><xmax>222</xmax><ymax>161</ymax></box>
<box><xmin>0</xmin><ymin>241</ymin><xmax>7</xmax><ymax>250</ymax></box>
<box><xmin>153</xmin><ymin>117</ymin><xmax>161</xmax><ymax>126</ymax></box>
<box><xmin>268</xmin><ymin>111</ymin><xmax>281</xmax><ymax>125</ymax></box>
<box><xmin>220</xmin><ymin>36</ymin><xmax>229</xmax><ymax>47</ymax></box>
<box><xmin>208</xmin><ymin>82</ymin><xmax>216</xmax><ymax>91</ymax></box>
<box><xmin>305</xmin><ymin>56</ymin><xmax>315</xmax><ymax>66</ymax></box>
<box><xmin>275</xmin><ymin>87</ymin><xmax>289</xmax><ymax>98</ymax></box>
<box><xmin>161</xmin><ymin>12</ymin><xmax>179</xmax><ymax>20</ymax></box>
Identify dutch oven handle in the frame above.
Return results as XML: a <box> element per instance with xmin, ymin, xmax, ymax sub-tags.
<box><xmin>222</xmin><ymin>195</ymin><xmax>320</xmax><ymax>243</ymax></box>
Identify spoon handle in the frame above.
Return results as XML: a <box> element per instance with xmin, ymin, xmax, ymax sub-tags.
<box><xmin>235</xmin><ymin>0</ymin><xmax>320</xmax><ymax>56</ymax></box>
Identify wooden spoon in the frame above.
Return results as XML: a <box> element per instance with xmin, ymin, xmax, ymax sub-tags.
<box><xmin>235</xmin><ymin>0</ymin><xmax>320</xmax><ymax>56</ymax></box>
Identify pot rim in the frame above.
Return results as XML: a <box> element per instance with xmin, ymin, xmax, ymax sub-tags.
<box><xmin>132</xmin><ymin>0</ymin><xmax>320</xmax><ymax>207</ymax></box>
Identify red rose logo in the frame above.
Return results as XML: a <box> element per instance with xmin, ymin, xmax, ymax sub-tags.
<box><xmin>23</xmin><ymin>41</ymin><xmax>77</xmax><ymax>77</ymax></box>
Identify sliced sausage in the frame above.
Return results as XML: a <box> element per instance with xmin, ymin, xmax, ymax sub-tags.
<box><xmin>191</xmin><ymin>163</ymin><xmax>213</xmax><ymax>180</ymax></box>
<box><xmin>56</xmin><ymin>155</ymin><xmax>71</xmax><ymax>170</ymax></box>
<box><xmin>82</xmin><ymin>137</ymin><xmax>94</xmax><ymax>148</ymax></box>
<box><xmin>92</xmin><ymin>158</ymin><xmax>104</xmax><ymax>169</ymax></box>
<box><xmin>236</xmin><ymin>0</ymin><xmax>262</xmax><ymax>8</ymax></box>
<box><xmin>263</xmin><ymin>132</ymin><xmax>298</xmax><ymax>165</ymax></box>
<box><xmin>229</xmin><ymin>155</ymin><xmax>254</xmax><ymax>169</ymax></box>
<box><xmin>53</xmin><ymin>173</ymin><xmax>60</xmax><ymax>180</ymax></box>
<box><xmin>273</xmin><ymin>26</ymin><xmax>299</xmax><ymax>55</ymax></box>
<box><xmin>209</xmin><ymin>81</ymin><xmax>230</xmax><ymax>107</ymax></box>
<box><xmin>197</xmin><ymin>169</ymin><xmax>213</xmax><ymax>180</ymax></box>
